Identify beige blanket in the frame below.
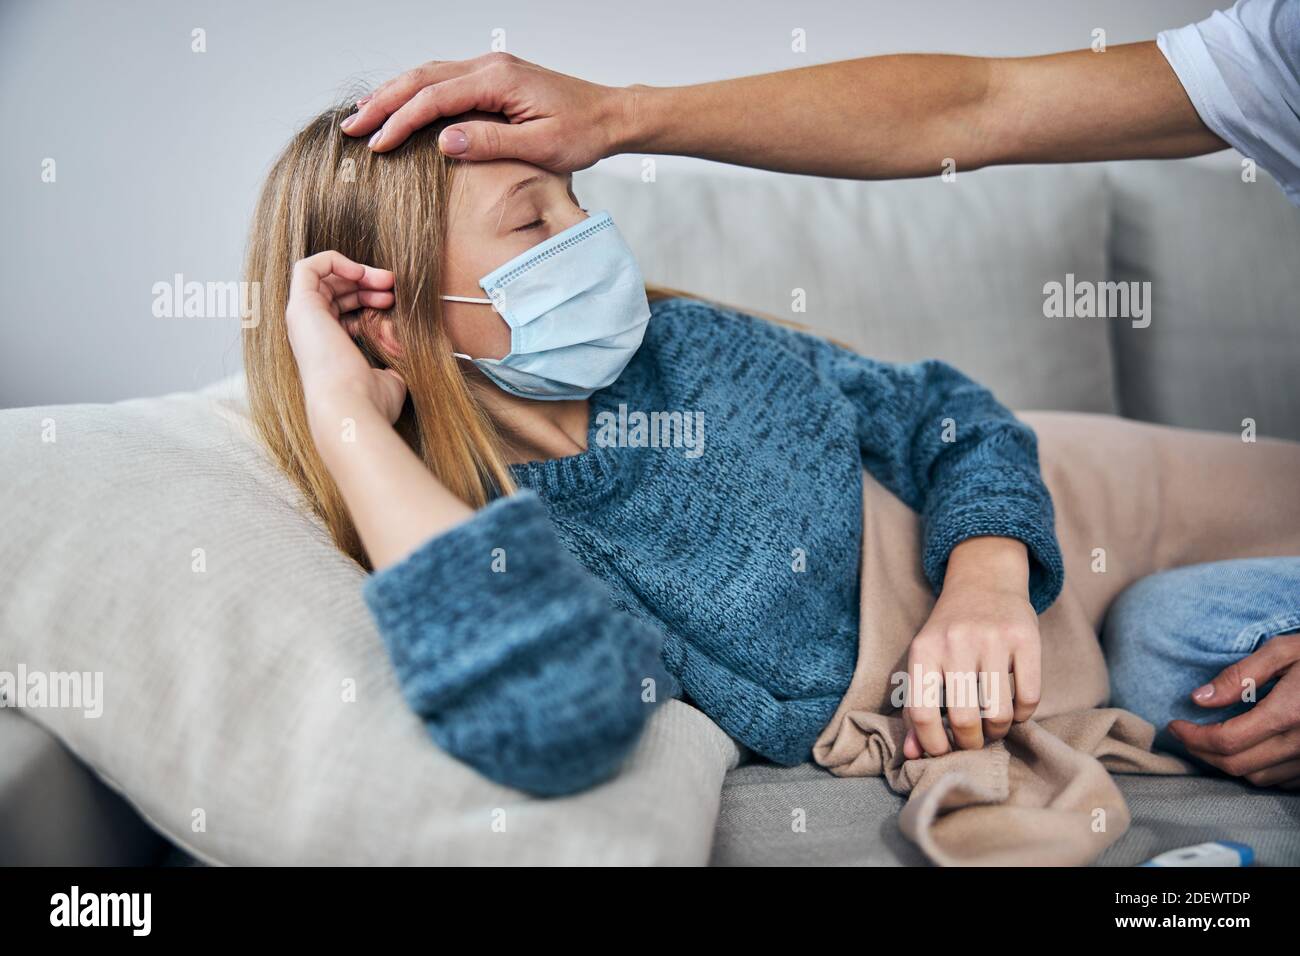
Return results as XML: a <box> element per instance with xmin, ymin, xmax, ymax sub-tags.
<box><xmin>814</xmin><ymin>412</ymin><xmax>1300</xmax><ymax>866</ymax></box>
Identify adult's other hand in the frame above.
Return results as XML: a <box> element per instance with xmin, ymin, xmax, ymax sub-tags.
<box><xmin>1170</xmin><ymin>632</ymin><xmax>1300</xmax><ymax>789</ymax></box>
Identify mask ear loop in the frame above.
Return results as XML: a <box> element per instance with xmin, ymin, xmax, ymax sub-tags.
<box><xmin>441</xmin><ymin>294</ymin><xmax>496</xmax><ymax>360</ymax></box>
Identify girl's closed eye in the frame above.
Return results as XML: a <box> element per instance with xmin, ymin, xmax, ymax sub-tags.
<box><xmin>515</xmin><ymin>196</ymin><xmax>584</xmax><ymax>233</ymax></box>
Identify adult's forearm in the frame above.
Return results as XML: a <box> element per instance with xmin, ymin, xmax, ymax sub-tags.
<box><xmin>619</xmin><ymin>43</ymin><xmax>1224</xmax><ymax>179</ymax></box>
<box><xmin>622</xmin><ymin>55</ymin><xmax>995</xmax><ymax>178</ymax></box>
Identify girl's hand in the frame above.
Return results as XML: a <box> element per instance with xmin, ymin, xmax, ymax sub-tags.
<box><xmin>284</xmin><ymin>251</ymin><xmax>406</xmax><ymax>429</ymax></box>
<box><xmin>902</xmin><ymin>537</ymin><xmax>1042</xmax><ymax>758</ymax></box>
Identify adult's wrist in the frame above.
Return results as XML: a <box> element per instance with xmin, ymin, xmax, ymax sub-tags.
<box><xmin>612</xmin><ymin>83</ymin><xmax>673</xmax><ymax>156</ymax></box>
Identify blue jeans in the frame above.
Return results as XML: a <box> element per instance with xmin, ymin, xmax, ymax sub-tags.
<box><xmin>1103</xmin><ymin>557</ymin><xmax>1300</xmax><ymax>757</ymax></box>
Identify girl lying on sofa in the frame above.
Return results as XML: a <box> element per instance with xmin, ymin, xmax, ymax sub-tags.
<box><xmin>242</xmin><ymin>103</ymin><xmax>1300</xmax><ymax>796</ymax></box>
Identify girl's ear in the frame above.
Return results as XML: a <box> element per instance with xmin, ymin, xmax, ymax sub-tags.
<box><xmin>362</xmin><ymin>311</ymin><xmax>404</xmax><ymax>359</ymax></box>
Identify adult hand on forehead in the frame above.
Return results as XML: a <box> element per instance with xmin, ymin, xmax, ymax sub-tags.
<box><xmin>341</xmin><ymin>52</ymin><xmax>631</xmax><ymax>172</ymax></box>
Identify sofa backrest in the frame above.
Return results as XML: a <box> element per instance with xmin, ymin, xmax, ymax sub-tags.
<box><xmin>1107</xmin><ymin>159</ymin><xmax>1300</xmax><ymax>440</ymax></box>
<box><xmin>577</xmin><ymin>158</ymin><xmax>1299</xmax><ymax>439</ymax></box>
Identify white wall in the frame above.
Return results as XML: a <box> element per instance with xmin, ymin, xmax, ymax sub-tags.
<box><xmin>0</xmin><ymin>0</ymin><xmax>1226</xmax><ymax>406</ymax></box>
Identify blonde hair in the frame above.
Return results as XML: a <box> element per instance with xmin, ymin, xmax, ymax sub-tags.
<box><xmin>243</xmin><ymin>104</ymin><xmax>519</xmax><ymax>568</ymax></box>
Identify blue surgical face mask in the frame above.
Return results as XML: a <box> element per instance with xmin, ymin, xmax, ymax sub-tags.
<box><xmin>441</xmin><ymin>210</ymin><xmax>651</xmax><ymax>401</ymax></box>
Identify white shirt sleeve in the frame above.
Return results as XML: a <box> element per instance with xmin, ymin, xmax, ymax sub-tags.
<box><xmin>1157</xmin><ymin>0</ymin><xmax>1300</xmax><ymax>204</ymax></box>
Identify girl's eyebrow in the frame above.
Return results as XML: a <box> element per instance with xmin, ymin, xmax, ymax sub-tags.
<box><xmin>488</xmin><ymin>175</ymin><xmax>542</xmax><ymax>216</ymax></box>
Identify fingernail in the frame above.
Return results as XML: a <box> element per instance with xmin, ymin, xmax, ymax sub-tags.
<box><xmin>356</xmin><ymin>94</ymin><xmax>372</xmax><ymax>108</ymax></box>
<box><xmin>369</xmin><ymin>128</ymin><xmax>384</xmax><ymax>149</ymax></box>
<box><xmin>1193</xmin><ymin>684</ymin><xmax>1215</xmax><ymax>701</ymax></box>
<box><xmin>340</xmin><ymin>113</ymin><xmax>357</xmax><ymax>131</ymax></box>
<box><xmin>441</xmin><ymin>128</ymin><xmax>468</xmax><ymax>154</ymax></box>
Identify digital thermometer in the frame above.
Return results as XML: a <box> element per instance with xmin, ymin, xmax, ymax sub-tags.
<box><xmin>1140</xmin><ymin>841</ymin><xmax>1254</xmax><ymax>867</ymax></box>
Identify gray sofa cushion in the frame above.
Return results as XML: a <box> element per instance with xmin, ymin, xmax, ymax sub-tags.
<box><xmin>577</xmin><ymin>163</ymin><xmax>1117</xmax><ymax>416</ymax></box>
<box><xmin>710</xmin><ymin>761</ymin><xmax>1300</xmax><ymax>866</ymax></box>
<box><xmin>1102</xmin><ymin>775</ymin><xmax>1300</xmax><ymax>867</ymax></box>
<box><xmin>150</xmin><ymin>731</ymin><xmax>1300</xmax><ymax>868</ymax></box>
<box><xmin>0</xmin><ymin>709</ymin><xmax>163</xmax><ymax>865</ymax></box>
<box><xmin>1108</xmin><ymin>160</ymin><xmax>1300</xmax><ymax>441</ymax></box>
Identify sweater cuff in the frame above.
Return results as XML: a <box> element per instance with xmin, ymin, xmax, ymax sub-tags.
<box><xmin>922</xmin><ymin>481</ymin><xmax>1065</xmax><ymax>615</ymax></box>
<box><xmin>362</xmin><ymin>490</ymin><xmax>572</xmax><ymax>709</ymax></box>
<box><xmin>364</xmin><ymin>490</ymin><xmax>546</xmax><ymax>615</ymax></box>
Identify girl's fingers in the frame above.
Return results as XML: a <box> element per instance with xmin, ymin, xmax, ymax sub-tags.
<box><xmin>318</xmin><ymin>269</ymin><xmax>396</xmax><ymax>320</ymax></box>
<box><xmin>983</xmin><ymin>667</ymin><xmax>1015</xmax><ymax>742</ymax></box>
<box><xmin>1011</xmin><ymin>640</ymin><xmax>1042</xmax><ymax>723</ymax></box>
<box><xmin>293</xmin><ymin>251</ymin><xmax>394</xmax><ymax>295</ymax></box>
<box><xmin>322</xmin><ymin>267</ymin><xmax>396</xmax><ymax>297</ymax></box>
<box><xmin>357</xmin><ymin>265</ymin><xmax>395</xmax><ymax>290</ymax></box>
<box><xmin>320</xmin><ymin>273</ymin><xmax>354</xmax><ymax>306</ymax></box>
<box><xmin>945</xmin><ymin>658</ymin><xmax>984</xmax><ymax>752</ymax></box>
<box><xmin>906</xmin><ymin>654</ymin><xmax>951</xmax><ymax>757</ymax></box>
<box><xmin>332</xmin><ymin>289</ymin><xmax>395</xmax><ymax>315</ymax></box>
<box><xmin>333</xmin><ymin>293</ymin><xmax>361</xmax><ymax>314</ymax></box>
<box><xmin>292</xmin><ymin>251</ymin><xmax>362</xmax><ymax>293</ymax></box>
<box><xmin>903</xmin><ymin>726</ymin><xmax>925</xmax><ymax>761</ymax></box>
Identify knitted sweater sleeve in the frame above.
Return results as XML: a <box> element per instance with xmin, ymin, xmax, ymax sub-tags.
<box><xmin>771</xmin><ymin>323</ymin><xmax>1064</xmax><ymax>613</ymax></box>
<box><xmin>362</xmin><ymin>490</ymin><xmax>676</xmax><ymax>796</ymax></box>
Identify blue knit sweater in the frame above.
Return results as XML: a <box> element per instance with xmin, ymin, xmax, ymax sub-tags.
<box><xmin>362</xmin><ymin>297</ymin><xmax>1063</xmax><ymax>796</ymax></box>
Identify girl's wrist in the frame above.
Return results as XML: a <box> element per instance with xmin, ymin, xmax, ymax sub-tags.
<box><xmin>306</xmin><ymin>388</ymin><xmax>388</xmax><ymax>454</ymax></box>
<box><xmin>943</xmin><ymin>536</ymin><xmax>1031</xmax><ymax>595</ymax></box>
